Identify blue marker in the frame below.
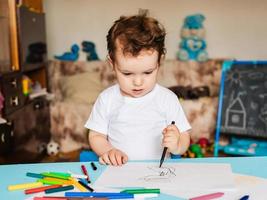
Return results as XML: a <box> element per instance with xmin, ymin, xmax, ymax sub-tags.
<box><xmin>65</xmin><ymin>192</ymin><xmax>134</xmax><ymax>199</ymax></box>
<box><xmin>239</xmin><ymin>195</ymin><xmax>249</xmax><ymax>200</ymax></box>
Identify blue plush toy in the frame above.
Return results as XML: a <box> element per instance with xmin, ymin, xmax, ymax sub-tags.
<box><xmin>177</xmin><ymin>14</ymin><xmax>208</xmax><ymax>62</ymax></box>
<box><xmin>178</xmin><ymin>36</ymin><xmax>208</xmax><ymax>62</ymax></box>
<box><xmin>54</xmin><ymin>44</ymin><xmax>79</xmax><ymax>61</ymax></box>
<box><xmin>183</xmin><ymin>14</ymin><xmax>205</xmax><ymax>29</ymax></box>
<box><xmin>82</xmin><ymin>41</ymin><xmax>99</xmax><ymax>61</ymax></box>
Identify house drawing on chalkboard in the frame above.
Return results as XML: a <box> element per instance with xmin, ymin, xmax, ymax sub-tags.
<box><xmin>225</xmin><ymin>96</ymin><xmax>246</xmax><ymax>130</ymax></box>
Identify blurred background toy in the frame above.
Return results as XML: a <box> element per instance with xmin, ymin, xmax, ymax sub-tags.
<box><xmin>22</xmin><ymin>75</ymin><xmax>33</xmax><ymax>96</ymax></box>
<box><xmin>177</xmin><ymin>13</ymin><xmax>208</xmax><ymax>62</ymax></box>
<box><xmin>197</xmin><ymin>137</ymin><xmax>210</xmax><ymax>148</ymax></box>
<box><xmin>189</xmin><ymin>144</ymin><xmax>203</xmax><ymax>158</ymax></box>
<box><xmin>82</xmin><ymin>41</ymin><xmax>99</xmax><ymax>61</ymax></box>
<box><xmin>182</xmin><ymin>137</ymin><xmax>213</xmax><ymax>158</ymax></box>
<box><xmin>221</xmin><ymin>137</ymin><xmax>267</xmax><ymax>156</ymax></box>
<box><xmin>54</xmin><ymin>44</ymin><xmax>80</xmax><ymax>61</ymax></box>
<box><xmin>46</xmin><ymin>140</ymin><xmax>60</xmax><ymax>156</ymax></box>
<box><xmin>31</xmin><ymin>81</ymin><xmax>42</xmax><ymax>93</ymax></box>
<box><xmin>37</xmin><ymin>142</ymin><xmax>47</xmax><ymax>154</ymax></box>
<box><xmin>26</xmin><ymin>42</ymin><xmax>47</xmax><ymax>63</ymax></box>
<box><xmin>169</xmin><ymin>85</ymin><xmax>210</xmax><ymax>100</ymax></box>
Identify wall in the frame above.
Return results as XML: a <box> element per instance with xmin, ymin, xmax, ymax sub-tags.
<box><xmin>44</xmin><ymin>0</ymin><xmax>267</xmax><ymax>61</ymax></box>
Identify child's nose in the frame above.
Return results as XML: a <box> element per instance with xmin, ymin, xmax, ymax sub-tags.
<box><xmin>133</xmin><ymin>76</ymin><xmax>143</xmax><ymax>86</ymax></box>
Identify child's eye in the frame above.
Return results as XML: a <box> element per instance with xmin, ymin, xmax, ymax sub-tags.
<box><xmin>122</xmin><ymin>72</ymin><xmax>132</xmax><ymax>76</ymax></box>
<box><xmin>144</xmin><ymin>71</ymin><xmax>153</xmax><ymax>75</ymax></box>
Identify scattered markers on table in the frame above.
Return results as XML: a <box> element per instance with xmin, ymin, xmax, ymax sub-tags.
<box><xmin>8</xmin><ymin>170</ymin><xmax>94</xmax><ymax>196</ymax></box>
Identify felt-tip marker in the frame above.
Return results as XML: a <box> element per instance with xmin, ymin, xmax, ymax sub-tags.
<box><xmin>81</xmin><ymin>165</ymin><xmax>91</xmax><ymax>183</ymax></box>
<box><xmin>239</xmin><ymin>195</ymin><xmax>249</xmax><ymax>200</ymax></box>
<box><xmin>120</xmin><ymin>188</ymin><xmax>160</xmax><ymax>194</ymax></box>
<box><xmin>65</xmin><ymin>192</ymin><xmax>134</xmax><ymax>199</ymax></box>
<box><xmin>159</xmin><ymin>121</ymin><xmax>175</xmax><ymax>168</ymax></box>
<box><xmin>189</xmin><ymin>192</ymin><xmax>224</xmax><ymax>200</ymax></box>
<box><xmin>78</xmin><ymin>180</ymin><xmax>94</xmax><ymax>192</ymax></box>
<box><xmin>90</xmin><ymin>162</ymin><xmax>97</xmax><ymax>170</ymax></box>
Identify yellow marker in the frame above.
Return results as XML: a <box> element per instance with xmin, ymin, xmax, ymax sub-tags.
<box><xmin>70</xmin><ymin>178</ymin><xmax>87</xmax><ymax>192</ymax></box>
<box><xmin>8</xmin><ymin>182</ymin><xmax>43</xmax><ymax>191</ymax></box>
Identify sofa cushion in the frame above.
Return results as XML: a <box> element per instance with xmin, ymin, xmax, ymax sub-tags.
<box><xmin>60</xmin><ymin>71</ymin><xmax>104</xmax><ymax>104</ymax></box>
<box><xmin>181</xmin><ymin>97</ymin><xmax>218</xmax><ymax>141</ymax></box>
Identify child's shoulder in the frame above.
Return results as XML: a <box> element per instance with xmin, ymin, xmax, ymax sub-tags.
<box><xmin>99</xmin><ymin>84</ymin><xmax>120</xmax><ymax>98</ymax></box>
<box><xmin>154</xmin><ymin>84</ymin><xmax>180</xmax><ymax>109</ymax></box>
<box><xmin>156</xmin><ymin>84</ymin><xmax>177</xmax><ymax>98</ymax></box>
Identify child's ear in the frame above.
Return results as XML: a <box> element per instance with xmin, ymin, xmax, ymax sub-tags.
<box><xmin>107</xmin><ymin>55</ymin><xmax>115</xmax><ymax>69</ymax></box>
<box><xmin>159</xmin><ymin>54</ymin><xmax>165</xmax><ymax>66</ymax></box>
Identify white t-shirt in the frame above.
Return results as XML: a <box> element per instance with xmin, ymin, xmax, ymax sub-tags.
<box><xmin>84</xmin><ymin>84</ymin><xmax>191</xmax><ymax>160</ymax></box>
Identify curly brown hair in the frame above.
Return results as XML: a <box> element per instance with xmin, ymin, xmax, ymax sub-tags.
<box><xmin>107</xmin><ymin>14</ymin><xmax>166</xmax><ymax>64</ymax></box>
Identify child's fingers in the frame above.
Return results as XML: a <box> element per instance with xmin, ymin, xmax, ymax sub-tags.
<box><xmin>163</xmin><ymin>126</ymin><xmax>177</xmax><ymax>136</ymax></box>
<box><xmin>101</xmin><ymin>153</ymin><xmax>111</xmax><ymax>165</ymax></box>
<box><xmin>166</xmin><ymin>125</ymin><xmax>178</xmax><ymax>132</ymax></box>
<box><xmin>109</xmin><ymin>151</ymin><xmax>119</xmax><ymax>166</ymax></box>
<box><xmin>100</xmin><ymin>149</ymin><xmax>128</xmax><ymax>166</ymax></box>
<box><xmin>115</xmin><ymin>151</ymin><xmax>128</xmax><ymax>166</ymax></box>
<box><xmin>162</xmin><ymin>132</ymin><xmax>180</xmax><ymax>148</ymax></box>
<box><xmin>163</xmin><ymin>135</ymin><xmax>174</xmax><ymax>143</ymax></box>
<box><xmin>122</xmin><ymin>155</ymin><xmax>128</xmax><ymax>164</ymax></box>
<box><xmin>162</xmin><ymin>137</ymin><xmax>176</xmax><ymax>146</ymax></box>
<box><xmin>99</xmin><ymin>157</ymin><xmax>106</xmax><ymax>165</ymax></box>
<box><xmin>163</xmin><ymin>132</ymin><xmax>178</xmax><ymax>142</ymax></box>
<box><xmin>115</xmin><ymin>153</ymin><xmax>123</xmax><ymax>166</ymax></box>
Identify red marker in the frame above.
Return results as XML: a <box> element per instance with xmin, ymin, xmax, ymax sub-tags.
<box><xmin>81</xmin><ymin>164</ymin><xmax>91</xmax><ymax>183</ymax></box>
<box><xmin>25</xmin><ymin>184</ymin><xmax>62</xmax><ymax>194</ymax></box>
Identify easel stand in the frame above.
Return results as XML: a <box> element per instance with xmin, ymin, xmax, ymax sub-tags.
<box><xmin>214</xmin><ymin>60</ymin><xmax>267</xmax><ymax>156</ymax></box>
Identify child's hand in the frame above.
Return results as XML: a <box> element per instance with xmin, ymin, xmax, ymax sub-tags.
<box><xmin>162</xmin><ymin>123</ymin><xmax>181</xmax><ymax>154</ymax></box>
<box><xmin>99</xmin><ymin>148</ymin><xmax>128</xmax><ymax>166</ymax></box>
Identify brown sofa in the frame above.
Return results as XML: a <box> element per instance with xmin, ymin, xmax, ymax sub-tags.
<box><xmin>48</xmin><ymin>59</ymin><xmax>222</xmax><ymax>153</ymax></box>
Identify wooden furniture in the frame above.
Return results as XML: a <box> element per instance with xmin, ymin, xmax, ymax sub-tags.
<box><xmin>0</xmin><ymin>0</ymin><xmax>19</xmax><ymax>73</ymax></box>
<box><xmin>0</xmin><ymin>0</ymin><xmax>50</xmax><ymax>160</ymax></box>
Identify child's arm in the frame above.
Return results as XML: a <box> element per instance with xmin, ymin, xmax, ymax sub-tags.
<box><xmin>89</xmin><ymin>131</ymin><xmax>128</xmax><ymax>166</ymax></box>
<box><xmin>162</xmin><ymin>124</ymin><xmax>190</xmax><ymax>155</ymax></box>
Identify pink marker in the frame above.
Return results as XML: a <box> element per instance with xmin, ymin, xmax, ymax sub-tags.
<box><xmin>190</xmin><ymin>192</ymin><xmax>224</xmax><ymax>200</ymax></box>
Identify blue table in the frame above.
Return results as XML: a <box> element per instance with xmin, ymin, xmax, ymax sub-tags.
<box><xmin>1</xmin><ymin>156</ymin><xmax>267</xmax><ymax>199</ymax></box>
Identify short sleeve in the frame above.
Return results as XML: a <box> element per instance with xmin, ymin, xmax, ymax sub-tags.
<box><xmin>84</xmin><ymin>95</ymin><xmax>109</xmax><ymax>135</ymax></box>
<box><xmin>166</xmin><ymin>94</ymin><xmax>191</xmax><ymax>133</ymax></box>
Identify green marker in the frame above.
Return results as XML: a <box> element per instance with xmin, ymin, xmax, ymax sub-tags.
<box><xmin>26</xmin><ymin>172</ymin><xmax>44</xmax><ymax>179</ymax></box>
<box><xmin>41</xmin><ymin>172</ymin><xmax>70</xmax><ymax>180</ymax></box>
<box><xmin>49</xmin><ymin>172</ymin><xmax>71</xmax><ymax>178</ymax></box>
<box><xmin>121</xmin><ymin>188</ymin><xmax>160</xmax><ymax>194</ymax></box>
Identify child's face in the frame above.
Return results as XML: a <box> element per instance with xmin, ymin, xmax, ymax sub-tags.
<box><xmin>111</xmin><ymin>45</ymin><xmax>159</xmax><ymax>98</ymax></box>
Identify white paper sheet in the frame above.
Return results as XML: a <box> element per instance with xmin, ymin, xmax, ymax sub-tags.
<box><xmin>144</xmin><ymin>173</ymin><xmax>267</xmax><ymax>199</ymax></box>
<box><xmin>222</xmin><ymin>173</ymin><xmax>267</xmax><ymax>200</ymax></box>
<box><xmin>93</xmin><ymin>162</ymin><xmax>236</xmax><ymax>192</ymax></box>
